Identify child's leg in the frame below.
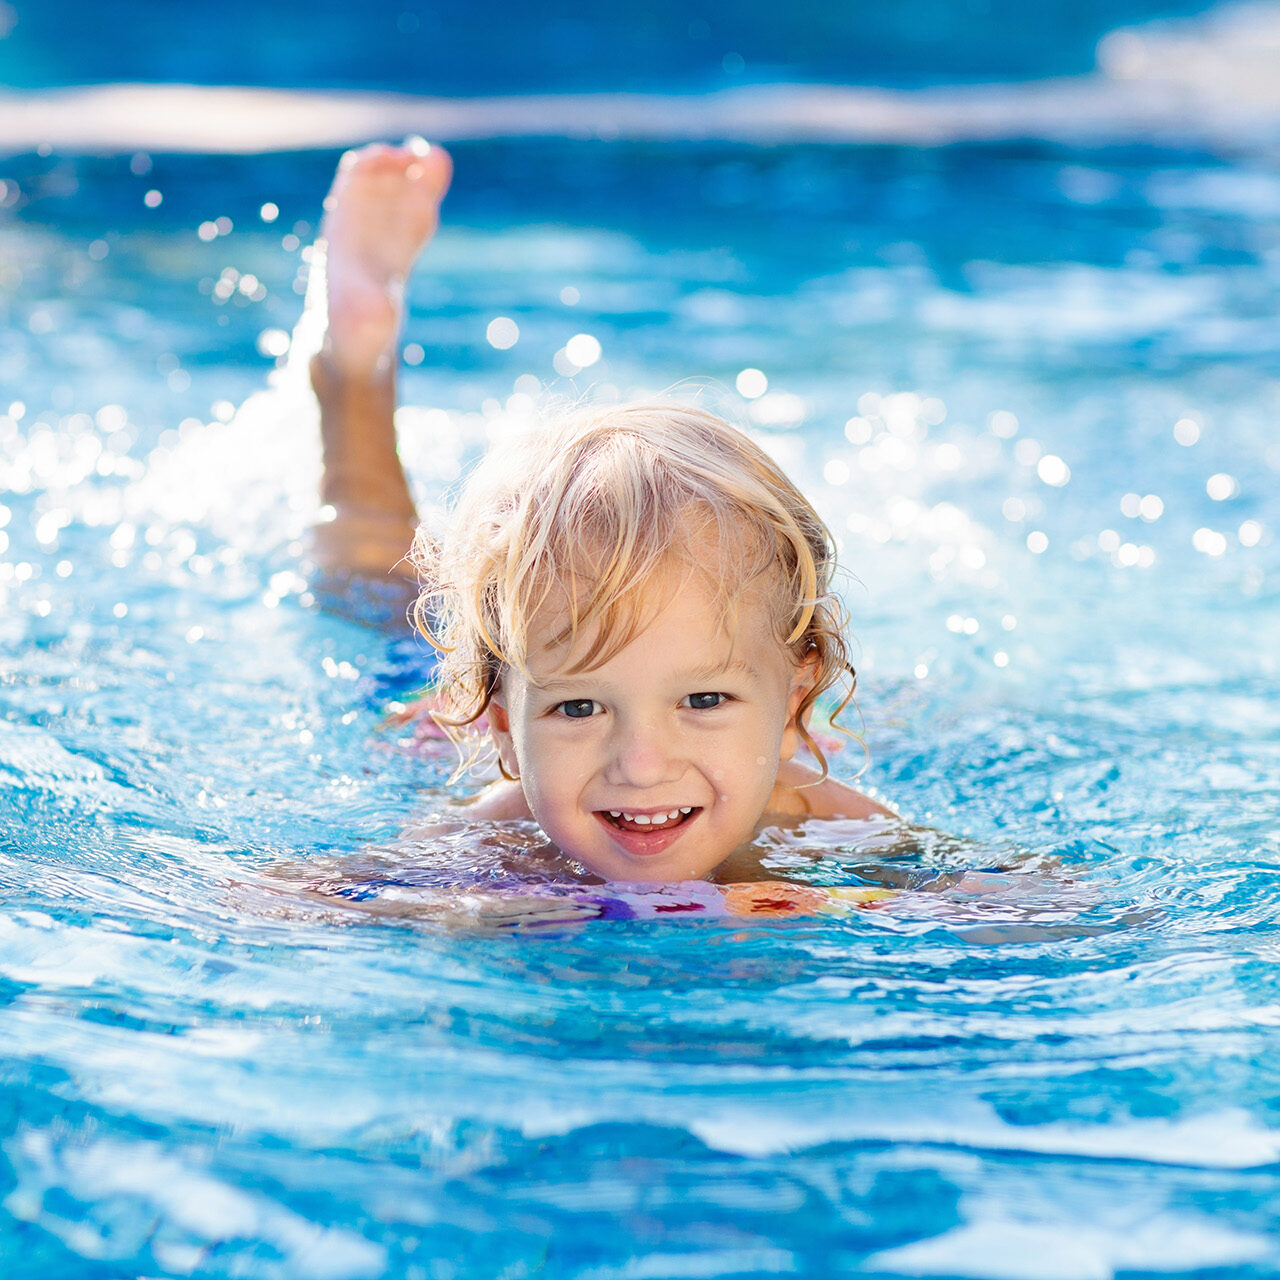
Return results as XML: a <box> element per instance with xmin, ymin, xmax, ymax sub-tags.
<box><xmin>306</xmin><ymin>139</ymin><xmax>453</xmax><ymax>581</ymax></box>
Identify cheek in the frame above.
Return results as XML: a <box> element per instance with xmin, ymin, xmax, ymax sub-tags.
<box><xmin>746</xmin><ymin>705</ymin><xmax>791</xmax><ymax>765</ymax></box>
<box><xmin>518</xmin><ymin>737</ymin><xmax>581</xmax><ymax>811</ymax></box>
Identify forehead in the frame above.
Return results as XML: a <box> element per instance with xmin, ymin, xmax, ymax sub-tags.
<box><xmin>521</xmin><ymin>558</ymin><xmax>788</xmax><ymax>680</ymax></box>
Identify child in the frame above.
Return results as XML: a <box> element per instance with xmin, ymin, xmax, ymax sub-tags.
<box><xmin>305</xmin><ymin>140</ymin><xmax>894</xmax><ymax>887</ymax></box>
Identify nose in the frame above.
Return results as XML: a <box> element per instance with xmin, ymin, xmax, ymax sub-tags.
<box><xmin>604</xmin><ymin>715</ymin><xmax>683</xmax><ymax>790</ymax></box>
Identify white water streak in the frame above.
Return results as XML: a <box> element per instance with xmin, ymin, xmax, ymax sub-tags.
<box><xmin>2</xmin><ymin>4</ymin><xmax>1280</xmax><ymax>155</ymax></box>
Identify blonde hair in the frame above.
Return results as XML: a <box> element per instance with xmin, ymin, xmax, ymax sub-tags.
<box><xmin>411</xmin><ymin>401</ymin><xmax>855</xmax><ymax>776</ymax></box>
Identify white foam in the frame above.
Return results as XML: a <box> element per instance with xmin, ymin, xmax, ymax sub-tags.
<box><xmin>0</xmin><ymin>722</ymin><xmax>108</xmax><ymax>790</ymax></box>
<box><xmin>3</xmin><ymin>4</ymin><xmax>1280</xmax><ymax>154</ymax></box>
<box><xmin>868</xmin><ymin>1212</ymin><xmax>1269</xmax><ymax>1279</ymax></box>
<box><xmin>6</xmin><ymin>1127</ymin><xmax>388</xmax><ymax>1279</ymax></box>
<box><xmin>577</xmin><ymin>1248</ymin><xmax>799</xmax><ymax>1279</ymax></box>
<box><xmin>687</xmin><ymin>1100</ymin><xmax>1280</xmax><ymax>1168</ymax></box>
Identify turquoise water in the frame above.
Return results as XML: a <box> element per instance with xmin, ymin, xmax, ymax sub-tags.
<box><xmin>4</xmin><ymin>56</ymin><xmax>1280</xmax><ymax>1280</ymax></box>
<box><xmin>0</xmin><ymin>0</ymin><xmax>1218</xmax><ymax>92</ymax></box>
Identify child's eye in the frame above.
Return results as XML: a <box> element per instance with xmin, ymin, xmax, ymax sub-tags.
<box><xmin>556</xmin><ymin>699</ymin><xmax>600</xmax><ymax>719</ymax></box>
<box><xmin>683</xmin><ymin>691</ymin><xmax>726</xmax><ymax>710</ymax></box>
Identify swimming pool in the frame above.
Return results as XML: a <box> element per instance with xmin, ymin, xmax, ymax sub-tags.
<box><xmin>4</xmin><ymin>6</ymin><xmax>1280</xmax><ymax>1276</ymax></box>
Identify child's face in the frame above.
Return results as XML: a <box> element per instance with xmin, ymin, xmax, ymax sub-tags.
<box><xmin>487</xmin><ymin>565</ymin><xmax>814</xmax><ymax>882</ymax></box>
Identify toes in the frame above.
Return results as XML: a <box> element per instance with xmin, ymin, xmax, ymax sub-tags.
<box><xmin>409</xmin><ymin>145</ymin><xmax>453</xmax><ymax>198</ymax></box>
<box><xmin>335</xmin><ymin>142</ymin><xmax>451</xmax><ymax>195</ymax></box>
<box><xmin>336</xmin><ymin>143</ymin><xmax>409</xmax><ymax>181</ymax></box>
<box><xmin>339</xmin><ymin>142</ymin><xmax>398</xmax><ymax>169</ymax></box>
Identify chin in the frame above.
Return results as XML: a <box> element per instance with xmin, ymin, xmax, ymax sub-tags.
<box><xmin>587</xmin><ymin>851</ymin><xmax>721</xmax><ymax>885</ymax></box>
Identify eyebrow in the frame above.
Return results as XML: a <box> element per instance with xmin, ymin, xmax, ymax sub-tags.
<box><xmin>681</xmin><ymin>656</ymin><xmax>757</xmax><ymax>683</ymax></box>
<box><xmin>530</xmin><ymin>656</ymin><xmax>757</xmax><ymax>692</ymax></box>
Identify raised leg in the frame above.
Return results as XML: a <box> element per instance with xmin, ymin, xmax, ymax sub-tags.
<box><xmin>305</xmin><ymin>139</ymin><xmax>453</xmax><ymax>581</ymax></box>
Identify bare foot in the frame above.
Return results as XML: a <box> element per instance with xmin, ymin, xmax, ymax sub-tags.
<box><xmin>304</xmin><ymin>141</ymin><xmax>451</xmax><ymax>568</ymax></box>
<box><xmin>315</xmin><ymin>139</ymin><xmax>453</xmax><ymax>379</ymax></box>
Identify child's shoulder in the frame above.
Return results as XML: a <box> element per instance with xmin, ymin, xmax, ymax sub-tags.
<box><xmin>770</xmin><ymin>760</ymin><xmax>897</xmax><ymax>822</ymax></box>
<box><xmin>461</xmin><ymin>779</ymin><xmax>534</xmax><ymax>821</ymax></box>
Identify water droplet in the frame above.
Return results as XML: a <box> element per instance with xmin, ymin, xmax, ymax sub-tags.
<box><xmin>989</xmin><ymin>410</ymin><xmax>1018</xmax><ymax>438</ymax></box>
<box><xmin>1206</xmin><ymin>473</ymin><xmax>1237</xmax><ymax>501</ymax></box>
<box><xmin>565</xmin><ymin>333</ymin><xmax>601</xmax><ymax>368</ymax></box>
<box><xmin>486</xmin><ymin>317</ymin><xmax>519</xmax><ymax>350</ymax></box>
<box><xmin>1192</xmin><ymin>527</ymin><xmax>1227</xmax><ymax>556</ymax></box>
<box><xmin>256</xmin><ymin>329</ymin><xmax>290</xmax><ymax>359</ymax></box>
<box><xmin>844</xmin><ymin>417</ymin><xmax>872</xmax><ymax>445</ymax></box>
<box><xmin>1173</xmin><ymin>418</ymin><xmax>1200</xmax><ymax>446</ymax></box>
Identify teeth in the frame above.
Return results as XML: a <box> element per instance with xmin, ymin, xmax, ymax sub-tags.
<box><xmin>609</xmin><ymin>808</ymin><xmax>694</xmax><ymax>826</ymax></box>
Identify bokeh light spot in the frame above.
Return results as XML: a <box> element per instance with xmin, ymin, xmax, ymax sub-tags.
<box><xmin>565</xmin><ymin>334</ymin><xmax>602</xmax><ymax>368</ymax></box>
<box><xmin>486</xmin><ymin>317</ymin><xmax>519</xmax><ymax>350</ymax></box>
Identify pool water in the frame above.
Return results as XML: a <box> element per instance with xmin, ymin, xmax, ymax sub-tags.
<box><xmin>4</xmin><ymin>16</ymin><xmax>1280</xmax><ymax>1278</ymax></box>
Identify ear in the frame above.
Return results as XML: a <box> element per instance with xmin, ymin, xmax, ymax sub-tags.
<box><xmin>780</xmin><ymin>651</ymin><xmax>820</xmax><ymax>761</ymax></box>
<box><xmin>486</xmin><ymin>689</ymin><xmax>520</xmax><ymax>781</ymax></box>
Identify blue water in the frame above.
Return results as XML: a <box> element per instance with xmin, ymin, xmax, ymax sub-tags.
<box><xmin>0</xmin><ymin>0</ymin><xmax>1219</xmax><ymax>92</ymax></box>
<box><xmin>5</xmin><ymin>3</ymin><xmax>1280</xmax><ymax>1276</ymax></box>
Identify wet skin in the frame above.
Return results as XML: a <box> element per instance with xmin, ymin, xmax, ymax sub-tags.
<box><xmin>474</xmin><ymin>567</ymin><xmax>886</xmax><ymax>882</ymax></box>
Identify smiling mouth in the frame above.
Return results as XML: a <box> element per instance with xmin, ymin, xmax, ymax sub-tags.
<box><xmin>599</xmin><ymin>807</ymin><xmax>699</xmax><ymax>835</ymax></box>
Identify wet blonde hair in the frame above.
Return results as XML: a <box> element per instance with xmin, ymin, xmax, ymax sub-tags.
<box><xmin>411</xmin><ymin>402</ymin><xmax>855</xmax><ymax>776</ymax></box>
